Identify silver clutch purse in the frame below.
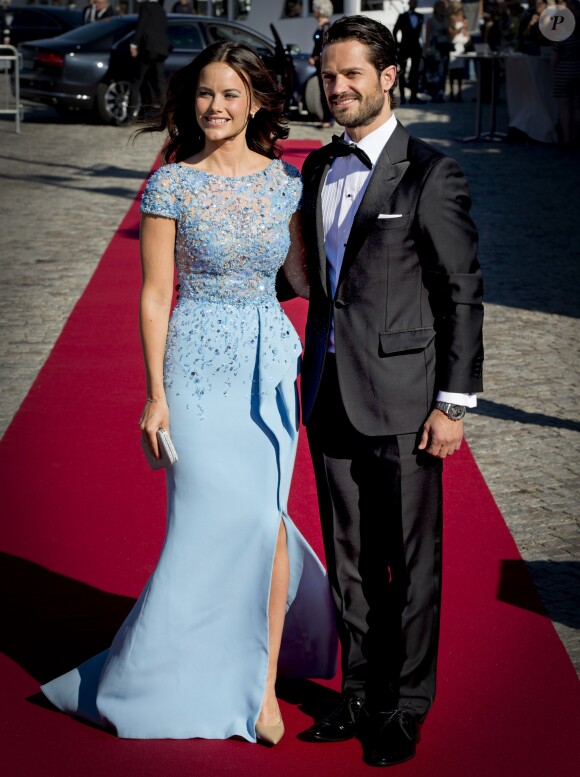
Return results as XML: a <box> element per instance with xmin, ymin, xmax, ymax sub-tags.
<box><xmin>141</xmin><ymin>428</ymin><xmax>178</xmax><ymax>470</ymax></box>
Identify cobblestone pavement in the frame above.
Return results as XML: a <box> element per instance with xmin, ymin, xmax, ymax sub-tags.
<box><xmin>1</xmin><ymin>87</ymin><xmax>579</xmax><ymax>675</ymax></box>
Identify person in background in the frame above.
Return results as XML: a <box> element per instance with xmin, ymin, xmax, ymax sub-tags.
<box><xmin>506</xmin><ymin>1</ymin><xmax>524</xmax><ymax>45</ymax></box>
<box><xmin>309</xmin><ymin>0</ymin><xmax>335</xmax><ymax>128</ymax></box>
<box><xmin>94</xmin><ymin>0</ymin><xmax>115</xmax><ymax>21</ymax></box>
<box><xmin>130</xmin><ymin>0</ymin><xmax>170</xmax><ymax>115</ymax></box>
<box><xmin>424</xmin><ymin>0</ymin><xmax>452</xmax><ymax>101</ymax></box>
<box><xmin>82</xmin><ymin>0</ymin><xmax>97</xmax><ymax>23</ymax></box>
<box><xmin>285</xmin><ymin>0</ymin><xmax>303</xmax><ymax>17</ymax></box>
<box><xmin>518</xmin><ymin>0</ymin><xmax>547</xmax><ymax>54</ymax></box>
<box><xmin>297</xmin><ymin>14</ymin><xmax>483</xmax><ymax>768</ymax></box>
<box><xmin>172</xmin><ymin>0</ymin><xmax>197</xmax><ymax>13</ymax></box>
<box><xmin>448</xmin><ymin>11</ymin><xmax>471</xmax><ymax>100</ymax></box>
<box><xmin>481</xmin><ymin>0</ymin><xmax>502</xmax><ymax>50</ymax></box>
<box><xmin>461</xmin><ymin>0</ymin><xmax>483</xmax><ymax>34</ymax></box>
<box><xmin>1</xmin><ymin>1</ymin><xmax>9</xmax><ymax>44</ymax></box>
<box><xmin>394</xmin><ymin>0</ymin><xmax>425</xmax><ymax>104</ymax></box>
<box><xmin>552</xmin><ymin>0</ymin><xmax>580</xmax><ymax>146</ymax></box>
<box><xmin>495</xmin><ymin>2</ymin><xmax>516</xmax><ymax>51</ymax></box>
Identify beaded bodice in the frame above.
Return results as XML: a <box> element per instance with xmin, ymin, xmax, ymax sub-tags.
<box><xmin>141</xmin><ymin>160</ymin><xmax>301</xmax><ymax>305</ymax></box>
<box><xmin>140</xmin><ymin>159</ymin><xmax>303</xmax><ymax>416</ymax></box>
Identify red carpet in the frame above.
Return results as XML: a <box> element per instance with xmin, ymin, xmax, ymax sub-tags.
<box><xmin>1</xmin><ymin>141</ymin><xmax>578</xmax><ymax>776</ymax></box>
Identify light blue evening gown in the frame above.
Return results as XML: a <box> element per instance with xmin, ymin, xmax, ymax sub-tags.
<box><xmin>41</xmin><ymin>160</ymin><xmax>337</xmax><ymax>741</ymax></box>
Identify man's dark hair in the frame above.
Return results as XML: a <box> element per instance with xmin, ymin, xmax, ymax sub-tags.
<box><xmin>323</xmin><ymin>15</ymin><xmax>400</xmax><ymax>107</ymax></box>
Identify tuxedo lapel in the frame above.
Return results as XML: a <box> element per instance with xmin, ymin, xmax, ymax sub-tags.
<box><xmin>338</xmin><ymin>122</ymin><xmax>410</xmax><ymax>289</ymax></box>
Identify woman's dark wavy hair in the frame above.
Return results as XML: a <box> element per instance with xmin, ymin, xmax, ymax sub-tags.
<box><xmin>137</xmin><ymin>41</ymin><xmax>289</xmax><ymax>162</ymax></box>
<box><xmin>323</xmin><ymin>15</ymin><xmax>400</xmax><ymax>109</ymax></box>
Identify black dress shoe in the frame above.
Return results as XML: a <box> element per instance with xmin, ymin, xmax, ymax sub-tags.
<box><xmin>363</xmin><ymin>708</ymin><xmax>419</xmax><ymax>767</ymax></box>
<box><xmin>299</xmin><ymin>695</ymin><xmax>365</xmax><ymax>742</ymax></box>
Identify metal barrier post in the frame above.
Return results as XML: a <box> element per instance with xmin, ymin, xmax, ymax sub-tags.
<box><xmin>0</xmin><ymin>44</ymin><xmax>22</xmax><ymax>133</ymax></box>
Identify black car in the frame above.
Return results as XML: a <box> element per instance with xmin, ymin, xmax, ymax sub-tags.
<box><xmin>17</xmin><ymin>14</ymin><xmax>297</xmax><ymax>125</ymax></box>
<box><xmin>4</xmin><ymin>6</ymin><xmax>83</xmax><ymax>48</ymax></box>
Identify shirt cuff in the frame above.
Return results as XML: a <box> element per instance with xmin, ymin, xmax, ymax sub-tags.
<box><xmin>436</xmin><ymin>391</ymin><xmax>477</xmax><ymax>408</ymax></box>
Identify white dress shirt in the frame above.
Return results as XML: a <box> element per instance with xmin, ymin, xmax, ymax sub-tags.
<box><xmin>321</xmin><ymin>113</ymin><xmax>476</xmax><ymax>408</ymax></box>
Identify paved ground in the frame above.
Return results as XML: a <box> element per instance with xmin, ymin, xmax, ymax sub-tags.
<box><xmin>1</xmin><ymin>84</ymin><xmax>579</xmax><ymax>675</ymax></box>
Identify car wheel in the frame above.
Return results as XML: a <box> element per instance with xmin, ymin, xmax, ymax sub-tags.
<box><xmin>96</xmin><ymin>80</ymin><xmax>136</xmax><ymax>125</ymax></box>
<box><xmin>303</xmin><ymin>75</ymin><xmax>324</xmax><ymax>121</ymax></box>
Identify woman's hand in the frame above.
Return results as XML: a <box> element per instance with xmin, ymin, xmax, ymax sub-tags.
<box><xmin>139</xmin><ymin>397</ymin><xmax>170</xmax><ymax>459</ymax></box>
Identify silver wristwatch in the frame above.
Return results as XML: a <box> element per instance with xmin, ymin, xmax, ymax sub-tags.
<box><xmin>434</xmin><ymin>401</ymin><xmax>466</xmax><ymax>421</ymax></box>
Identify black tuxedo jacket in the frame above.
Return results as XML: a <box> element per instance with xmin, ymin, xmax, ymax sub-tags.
<box><xmin>393</xmin><ymin>11</ymin><xmax>424</xmax><ymax>58</ymax></box>
<box><xmin>300</xmin><ymin>121</ymin><xmax>484</xmax><ymax>436</ymax></box>
<box><xmin>133</xmin><ymin>2</ymin><xmax>169</xmax><ymax>60</ymax></box>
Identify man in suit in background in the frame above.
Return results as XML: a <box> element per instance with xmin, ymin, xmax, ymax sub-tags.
<box><xmin>393</xmin><ymin>0</ymin><xmax>424</xmax><ymax>103</ymax></box>
<box><xmin>93</xmin><ymin>0</ymin><xmax>115</xmax><ymax>21</ymax></box>
<box><xmin>130</xmin><ymin>0</ymin><xmax>169</xmax><ymax>115</ymax></box>
<box><xmin>82</xmin><ymin>0</ymin><xmax>97</xmax><ymax>24</ymax></box>
<box><xmin>298</xmin><ymin>15</ymin><xmax>484</xmax><ymax>768</ymax></box>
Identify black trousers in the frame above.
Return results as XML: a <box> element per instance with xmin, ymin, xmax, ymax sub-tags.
<box><xmin>132</xmin><ymin>56</ymin><xmax>166</xmax><ymax>112</ymax></box>
<box><xmin>306</xmin><ymin>356</ymin><xmax>443</xmax><ymax>720</ymax></box>
<box><xmin>399</xmin><ymin>52</ymin><xmax>422</xmax><ymax>99</ymax></box>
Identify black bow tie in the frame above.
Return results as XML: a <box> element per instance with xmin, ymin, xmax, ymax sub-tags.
<box><xmin>330</xmin><ymin>135</ymin><xmax>373</xmax><ymax>170</ymax></box>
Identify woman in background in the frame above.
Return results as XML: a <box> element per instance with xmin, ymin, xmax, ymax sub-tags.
<box><xmin>448</xmin><ymin>10</ymin><xmax>471</xmax><ymax>101</ymax></box>
<box><xmin>424</xmin><ymin>0</ymin><xmax>452</xmax><ymax>102</ymax></box>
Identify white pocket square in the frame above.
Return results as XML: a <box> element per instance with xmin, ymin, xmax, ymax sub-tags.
<box><xmin>378</xmin><ymin>214</ymin><xmax>403</xmax><ymax>219</ymax></box>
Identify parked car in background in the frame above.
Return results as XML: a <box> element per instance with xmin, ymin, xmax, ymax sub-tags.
<box><xmin>287</xmin><ymin>46</ymin><xmax>322</xmax><ymax>120</ymax></box>
<box><xmin>17</xmin><ymin>14</ymin><xmax>298</xmax><ymax>125</ymax></box>
<box><xmin>4</xmin><ymin>6</ymin><xmax>82</xmax><ymax>48</ymax></box>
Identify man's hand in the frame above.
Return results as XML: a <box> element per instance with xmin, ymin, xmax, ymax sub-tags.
<box><xmin>418</xmin><ymin>409</ymin><xmax>463</xmax><ymax>459</ymax></box>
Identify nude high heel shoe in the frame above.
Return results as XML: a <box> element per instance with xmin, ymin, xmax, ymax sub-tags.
<box><xmin>255</xmin><ymin>717</ymin><xmax>285</xmax><ymax>746</ymax></box>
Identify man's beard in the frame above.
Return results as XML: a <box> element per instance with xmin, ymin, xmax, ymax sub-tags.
<box><xmin>330</xmin><ymin>86</ymin><xmax>386</xmax><ymax>129</ymax></box>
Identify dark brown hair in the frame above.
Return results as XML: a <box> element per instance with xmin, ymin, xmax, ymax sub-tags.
<box><xmin>323</xmin><ymin>15</ymin><xmax>400</xmax><ymax>108</ymax></box>
<box><xmin>137</xmin><ymin>41</ymin><xmax>289</xmax><ymax>162</ymax></box>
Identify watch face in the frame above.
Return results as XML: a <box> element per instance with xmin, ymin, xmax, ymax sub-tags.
<box><xmin>449</xmin><ymin>405</ymin><xmax>465</xmax><ymax>420</ymax></box>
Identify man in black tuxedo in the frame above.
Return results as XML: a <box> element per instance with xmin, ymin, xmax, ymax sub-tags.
<box><xmin>298</xmin><ymin>15</ymin><xmax>483</xmax><ymax>768</ymax></box>
<box><xmin>393</xmin><ymin>0</ymin><xmax>424</xmax><ymax>103</ymax></box>
<box><xmin>130</xmin><ymin>0</ymin><xmax>169</xmax><ymax>114</ymax></box>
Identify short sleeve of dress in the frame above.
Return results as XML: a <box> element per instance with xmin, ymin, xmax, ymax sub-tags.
<box><xmin>280</xmin><ymin>161</ymin><xmax>303</xmax><ymax>214</ymax></box>
<box><xmin>141</xmin><ymin>165</ymin><xmax>181</xmax><ymax>220</ymax></box>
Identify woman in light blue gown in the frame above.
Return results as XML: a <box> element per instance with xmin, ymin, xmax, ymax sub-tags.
<box><xmin>41</xmin><ymin>42</ymin><xmax>336</xmax><ymax>745</ymax></box>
